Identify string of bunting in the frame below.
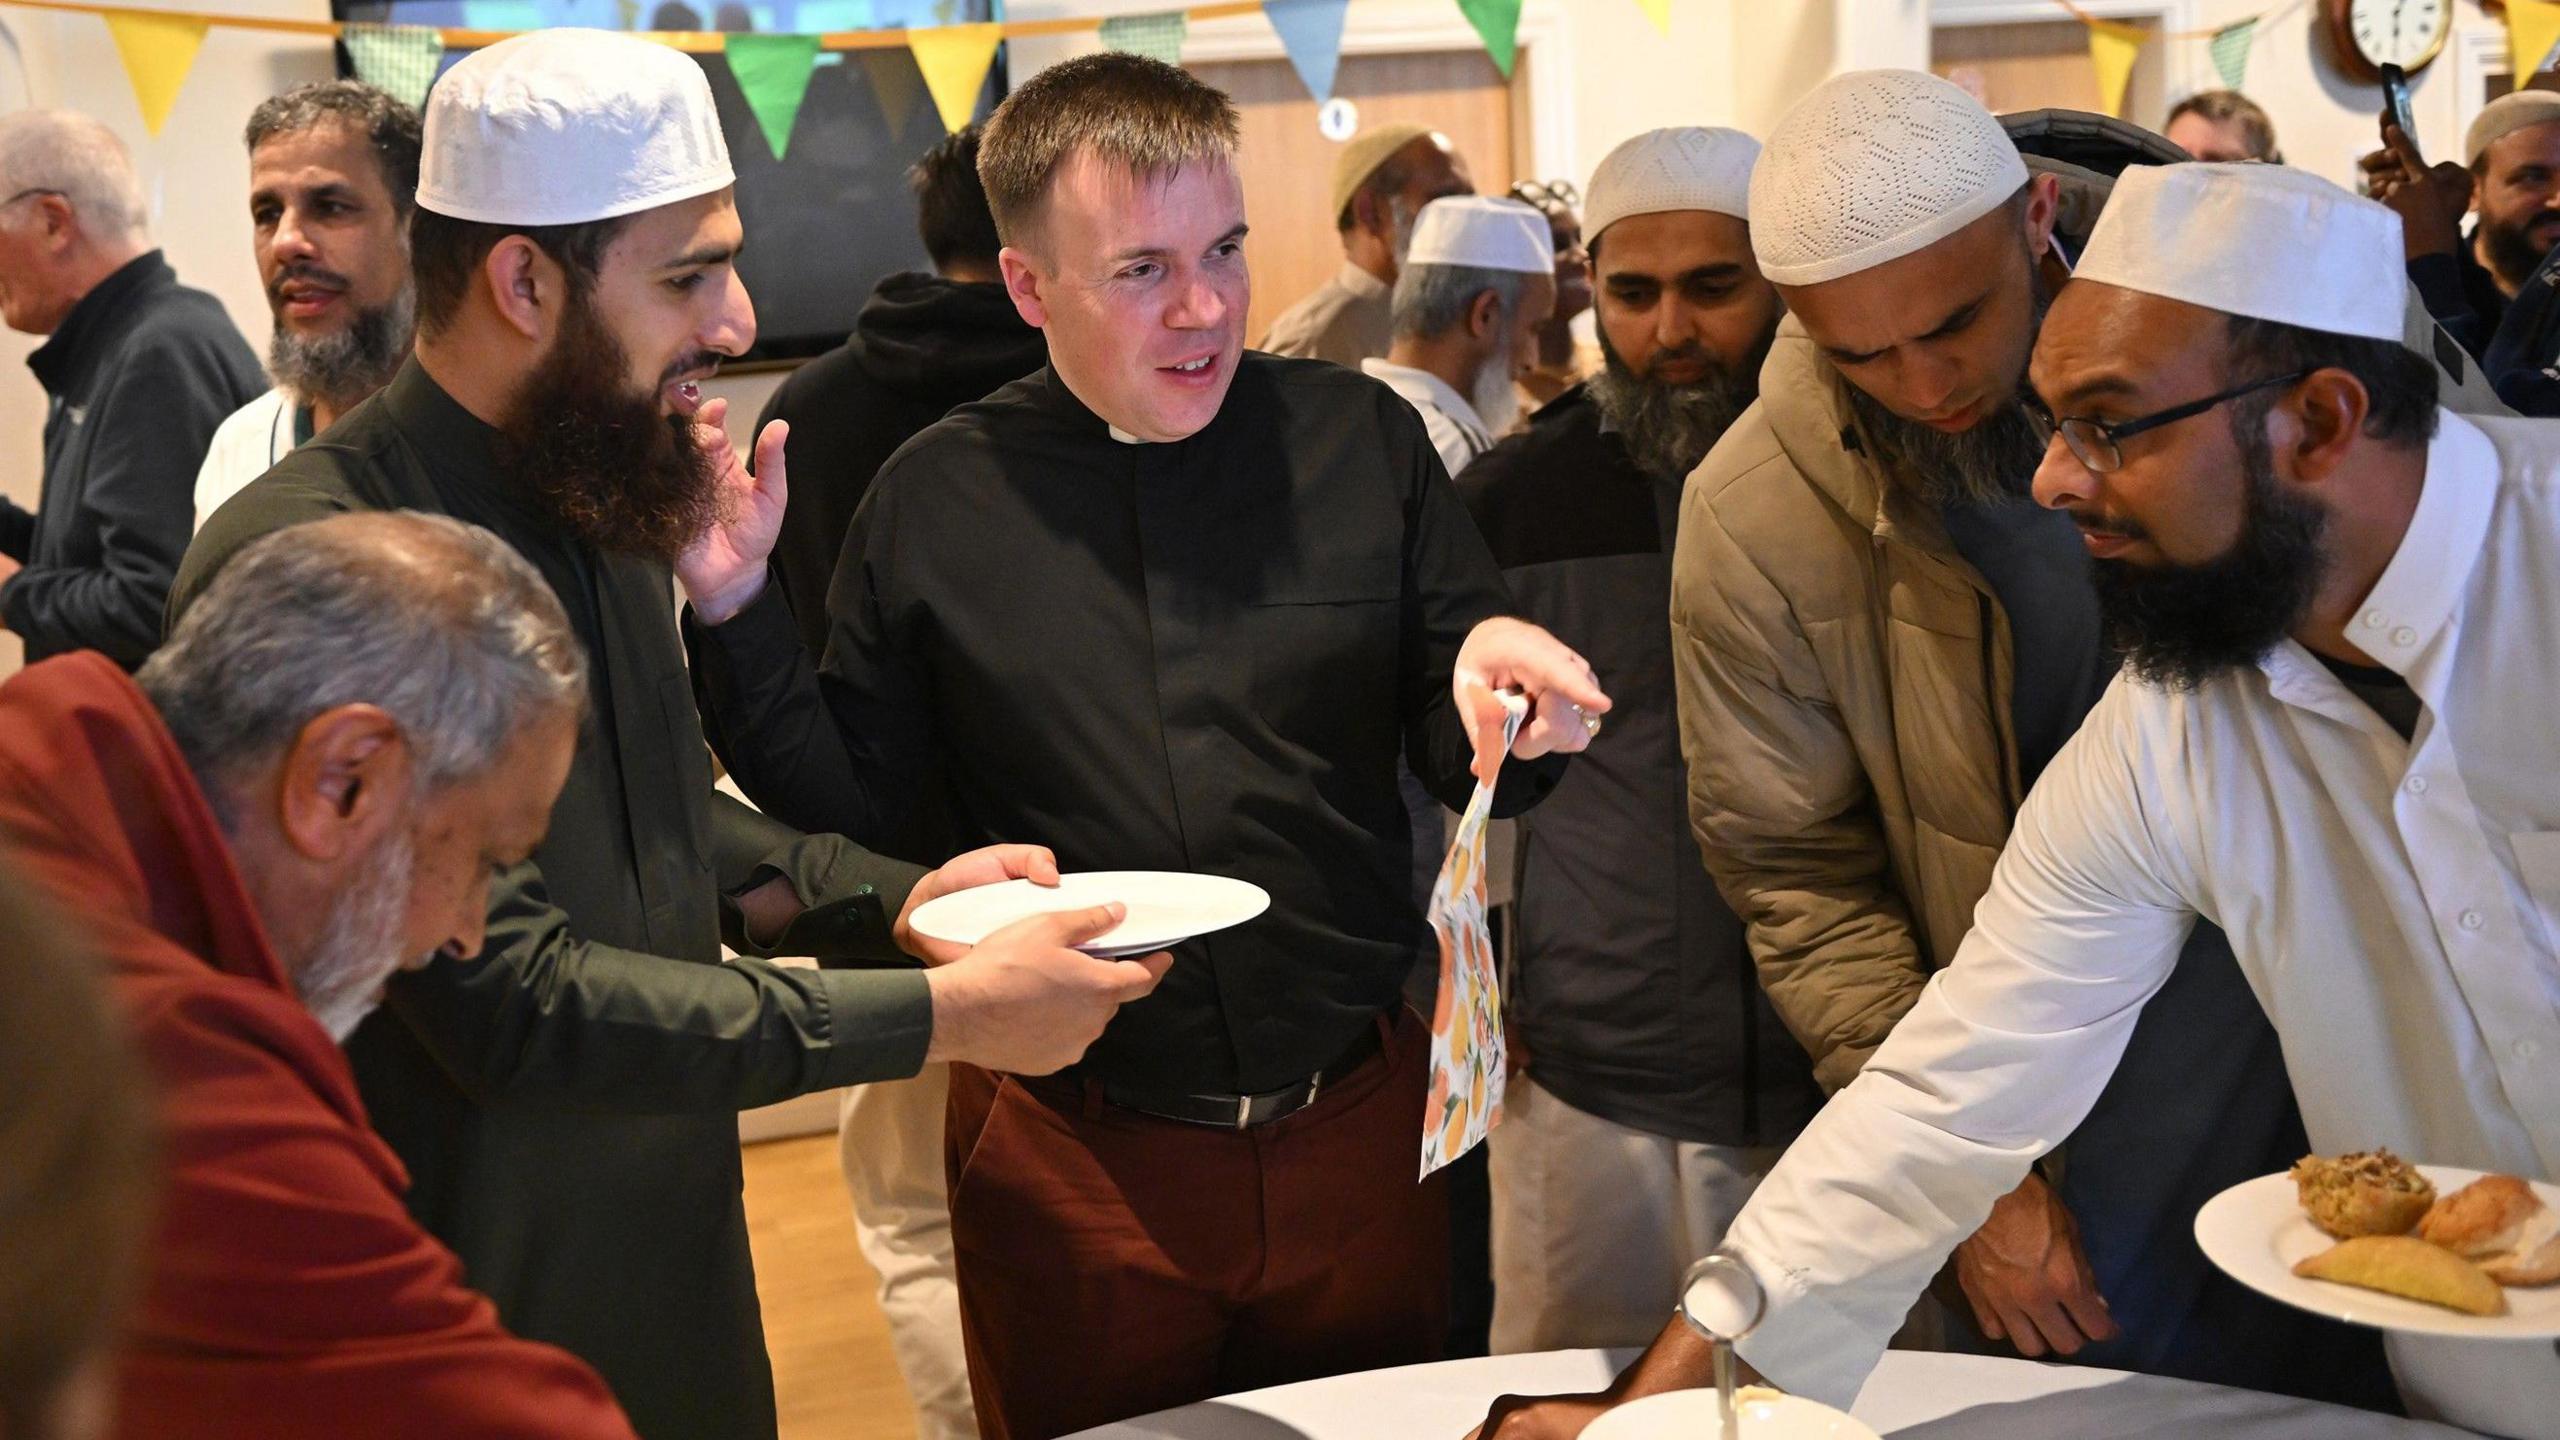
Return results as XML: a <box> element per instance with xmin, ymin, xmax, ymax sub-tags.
<box><xmin>2052</xmin><ymin>0</ymin><xmax>2560</xmax><ymax>121</ymax></box>
<box><xmin>1</xmin><ymin>0</ymin><xmax>1674</xmax><ymax>150</ymax></box>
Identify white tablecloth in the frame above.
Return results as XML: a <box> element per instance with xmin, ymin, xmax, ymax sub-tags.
<box><xmin>1062</xmin><ymin>1349</ymin><xmax>2479</xmax><ymax>1439</ymax></box>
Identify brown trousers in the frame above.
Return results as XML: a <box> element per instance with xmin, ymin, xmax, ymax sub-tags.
<box><xmin>944</xmin><ymin>1010</ymin><xmax>1450</xmax><ymax>1440</ymax></box>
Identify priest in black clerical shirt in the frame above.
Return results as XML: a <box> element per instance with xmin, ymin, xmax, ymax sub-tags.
<box><xmin>683</xmin><ymin>53</ymin><xmax>1610</xmax><ymax>1440</ymax></box>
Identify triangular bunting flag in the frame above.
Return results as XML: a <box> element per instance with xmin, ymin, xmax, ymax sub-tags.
<box><xmin>2208</xmin><ymin>17</ymin><xmax>2256</xmax><ymax>91</ymax></box>
<box><xmin>1100</xmin><ymin>11</ymin><xmax>1187</xmax><ymax>65</ymax></box>
<box><xmin>1457</xmin><ymin>0</ymin><xmax>1523</xmax><ymax>77</ymax></box>
<box><xmin>1633</xmin><ymin>0</ymin><xmax>1671</xmax><ymax>35</ymax></box>
<box><xmin>909</xmin><ymin>22</ymin><xmax>1002</xmax><ymax>136</ymax></box>
<box><xmin>1264</xmin><ymin>0</ymin><xmax>1349</xmax><ymax>102</ymax></box>
<box><xmin>103</xmin><ymin>8</ymin><xmax>208</xmax><ymax>137</ymax></box>
<box><xmin>726</xmin><ymin>33</ymin><xmax>820</xmax><ymax>159</ymax></box>
<box><xmin>2511</xmin><ymin>0</ymin><xmax>2560</xmax><ymax>81</ymax></box>
<box><xmin>341</xmin><ymin>24</ymin><xmax>444</xmax><ymax>114</ymax></box>
<box><xmin>859</xmin><ymin>48</ymin><xmax>926</xmax><ymax>142</ymax></box>
<box><xmin>2088</xmin><ymin>19</ymin><xmax>2143</xmax><ymax>120</ymax></box>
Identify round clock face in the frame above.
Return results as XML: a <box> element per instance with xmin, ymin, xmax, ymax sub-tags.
<box><xmin>2347</xmin><ymin>0</ymin><xmax>2451</xmax><ymax>70</ymax></box>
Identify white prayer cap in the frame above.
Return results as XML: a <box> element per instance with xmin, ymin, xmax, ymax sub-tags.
<box><xmin>417</xmin><ymin>29</ymin><xmax>735</xmax><ymax>227</ymax></box>
<box><xmin>2074</xmin><ymin>163</ymin><xmax>2402</xmax><ymax>341</ymax></box>
<box><xmin>2465</xmin><ymin>89</ymin><xmax>2560</xmax><ymax>167</ymax></box>
<box><xmin>1748</xmin><ymin>68</ymin><xmax>2028</xmax><ymax>286</ymax></box>
<box><xmin>1404</xmin><ymin>196</ymin><xmax>1556</xmax><ymax>274</ymax></box>
<box><xmin>1583</xmin><ymin>127</ymin><xmax>1758</xmax><ymax>242</ymax></box>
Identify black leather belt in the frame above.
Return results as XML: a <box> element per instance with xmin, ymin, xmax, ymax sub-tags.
<box><xmin>1098</xmin><ymin>1023</ymin><xmax>1385</xmax><ymax>1130</ymax></box>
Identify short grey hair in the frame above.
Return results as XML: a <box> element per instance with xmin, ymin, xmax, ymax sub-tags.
<box><xmin>139</xmin><ymin>512</ymin><xmax>589</xmax><ymax>818</ymax></box>
<box><xmin>0</xmin><ymin>110</ymin><xmax>148</xmax><ymax>246</ymax></box>
<box><xmin>1390</xmin><ymin>261</ymin><xmax>1526</xmax><ymax>341</ymax></box>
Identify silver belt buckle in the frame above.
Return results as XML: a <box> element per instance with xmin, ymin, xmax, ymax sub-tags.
<box><xmin>1234</xmin><ymin>1093</ymin><xmax>1252</xmax><ymax>1130</ymax></box>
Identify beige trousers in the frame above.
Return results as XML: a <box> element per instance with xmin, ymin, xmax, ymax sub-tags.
<box><xmin>836</xmin><ymin>1065</ymin><xmax>976</xmax><ymax>1440</ymax></box>
<box><xmin>1488</xmin><ymin>1074</ymin><xmax>1782</xmax><ymax>1354</ymax></box>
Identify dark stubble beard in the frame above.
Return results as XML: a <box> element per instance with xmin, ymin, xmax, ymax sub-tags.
<box><xmin>1840</xmin><ymin>282</ymin><xmax>2052</xmax><ymax>508</ymax></box>
<box><xmin>1587</xmin><ymin>322</ymin><xmax>1772</xmax><ymax>481</ymax></box>
<box><xmin>496</xmin><ymin>284</ymin><xmax>723</xmax><ymax>565</ymax></box>
<box><xmin>269</xmin><ymin>282</ymin><xmax>415</xmax><ymax>415</ymax></box>
<box><xmin>2085</xmin><ymin>402</ymin><xmax>2332</xmax><ymax>692</ymax></box>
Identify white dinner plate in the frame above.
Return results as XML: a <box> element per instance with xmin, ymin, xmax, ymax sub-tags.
<box><xmin>1583</xmin><ymin>1388</ymin><xmax>1880</xmax><ymax>1440</ymax></box>
<box><xmin>2194</xmin><ymin>1164</ymin><xmax>2560</xmax><ymax>1339</ymax></box>
<box><xmin>904</xmin><ymin>871</ymin><xmax>1269</xmax><ymax>958</ymax></box>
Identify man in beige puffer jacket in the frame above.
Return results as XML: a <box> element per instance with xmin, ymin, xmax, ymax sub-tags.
<box><xmin>1666</xmin><ymin>74</ymin><xmax>2409</xmax><ymax>1404</ymax></box>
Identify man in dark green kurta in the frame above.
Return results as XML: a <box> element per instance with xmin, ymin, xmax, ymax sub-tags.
<box><xmin>172</xmin><ymin>30</ymin><xmax>1170</xmax><ymax>1440</ymax></box>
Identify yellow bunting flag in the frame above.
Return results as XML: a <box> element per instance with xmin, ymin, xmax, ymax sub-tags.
<box><xmin>2087</xmin><ymin>19</ymin><xmax>2143</xmax><ymax>120</ymax></box>
<box><xmin>2511</xmin><ymin>0</ymin><xmax>2560</xmax><ymax>81</ymax></box>
<box><xmin>908</xmin><ymin>21</ymin><xmax>1001</xmax><ymax>136</ymax></box>
<box><xmin>1633</xmin><ymin>0</ymin><xmax>1670</xmax><ymax>34</ymax></box>
<box><xmin>103</xmin><ymin>8</ymin><xmax>208</xmax><ymax>136</ymax></box>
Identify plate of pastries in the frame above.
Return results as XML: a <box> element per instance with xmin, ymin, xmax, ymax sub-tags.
<box><xmin>2195</xmin><ymin>1149</ymin><xmax>2560</xmax><ymax>1338</ymax></box>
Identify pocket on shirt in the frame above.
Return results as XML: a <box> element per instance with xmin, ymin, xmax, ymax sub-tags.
<box><xmin>1240</xmin><ymin>559</ymin><xmax>1402</xmax><ymax>743</ymax></box>
<box><xmin>2510</xmin><ymin>832</ymin><xmax>2560</xmax><ymax>953</ymax></box>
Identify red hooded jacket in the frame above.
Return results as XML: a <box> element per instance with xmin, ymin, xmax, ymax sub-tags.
<box><xmin>0</xmin><ymin>653</ymin><xmax>638</xmax><ymax>1440</ymax></box>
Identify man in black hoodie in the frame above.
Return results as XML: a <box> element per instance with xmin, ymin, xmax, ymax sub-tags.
<box><xmin>750</xmin><ymin>122</ymin><xmax>1042</xmax><ymax>1440</ymax></box>
<box><xmin>757</xmin><ymin>125</ymin><xmax>1047</xmax><ymax>659</ymax></box>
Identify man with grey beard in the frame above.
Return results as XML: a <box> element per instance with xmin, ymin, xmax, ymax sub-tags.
<box><xmin>1643</xmin><ymin>72</ymin><xmax>2388</xmax><ymax>1406</ymax></box>
<box><xmin>1454</xmin><ymin>127</ymin><xmax>1821</xmax><ymax>1357</ymax></box>
<box><xmin>1262</xmin><ymin>122</ymin><xmax>1473</xmax><ymax>366</ymax></box>
<box><xmin>195</xmin><ymin>81</ymin><xmax>421</xmax><ymax>531</ymax></box>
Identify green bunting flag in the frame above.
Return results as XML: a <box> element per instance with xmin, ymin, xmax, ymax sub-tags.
<box><xmin>1455</xmin><ymin>0</ymin><xmax>1522</xmax><ymax>78</ymax></box>
<box><xmin>341</xmin><ymin>23</ymin><xmax>444</xmax><ymax>115</ymax></box>
<box><xmin>1099</xmin><ymin>11</ymin><xmax>1187</xmax><ymax>65</ymax></box>
<box><xmin>726</xmin><ymin>32</ymin><xmax>820</xmax><ymax>159</ymax></box>
<box><xmin>2209</xmin><ymin>17</ymin><xmax>2256</xmax><ymax>91</ymax></box>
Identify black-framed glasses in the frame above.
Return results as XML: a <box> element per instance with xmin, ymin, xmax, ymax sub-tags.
<box><xmin>2023</xmin><ymin>369</ymin><xmax>2311</xmax><ymax>474</ymax></box>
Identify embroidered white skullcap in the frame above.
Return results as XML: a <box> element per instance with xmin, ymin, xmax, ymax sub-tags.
<box><xmin>418</xmin><ymin>29</ymin><xmax>735</xmax><ymax>226</ymax></box>
<box><xmin>1748</xmin><ymin>68</ymin><xmax>2028</xmax><ymax>286</ymax></box>
<box><xmin>2464</xmin><ymin>89</ymin><xmax>2560</xmax><ymax>167</ymax></box>
<box><xmin>2074</xmin><ymin>163</ymin><xmax>2402</xmax><ymax>340</ymax></box>
<box><xmin>1583</xmin><ymin>126</ymin><xmax>1758</xmax><ymax>242</ymax></box>
<box><xmin>1403</xmin><ymin>196</ymin><xmax>1556</xmax><ymax>274</ymax></box>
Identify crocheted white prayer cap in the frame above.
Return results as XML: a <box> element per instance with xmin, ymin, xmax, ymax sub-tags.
<box><xmin>2074</xmin><ymin>162</ymin><xmax>2403</xmax><ymax>341</ymax></box>
<box><xmin>1748</xmin><ymin>69</ymin><xmax>2027</xmax><ymax>286</ymax></box>
<box><xmin>1583</xmin><ymin>126</ymin><xmax>1758</xmax><ymax>241</ymax></box>
<box><xmin>418</xmin><ymin>29</ymin><xmax>735</xmax><ymax>226</ymax></box>
<box><xmin>1404</xmin><ymin>196</ymin><xmax>1556</xmax><ymax>274</ymax></box>
<box><xmin>2464</xmin><ymin>89</ymin><xmax>2560</xmax><ymax>167</ymax></box>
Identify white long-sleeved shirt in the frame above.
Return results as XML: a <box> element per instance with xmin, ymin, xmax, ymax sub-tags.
<box><xmin>1727</xmin><ymin>408</ymin><xmax>2560</xmax><ymax>1437</ymax></box>
<box><xmin>1361</xmin><ymin>358</ymin><xmax>1494</xmax><ymax>481</ymax></box>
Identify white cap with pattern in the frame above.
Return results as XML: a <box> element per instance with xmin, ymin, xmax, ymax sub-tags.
<box><xmin>2074</xmin><ymin>163</ymin><xmax>2403</xmax><ymax>341</ymax></box>
<box><xmin>418</xmin><ymin>29</ymin><xmax>735</xmax><ymax>227</ymax></box>
<box><xmin>1748</xmin><ymin>68</ymin><xmax>2027</xmax><ymax>287</ymax></box>
<box><xmin>1404</xmin><ymin>195</ymin><xmax>1556</xmax><ymax>274</ymax></box>
<box><xmin>1583</xmin><ymin>126</ymin><xmax>1759</xmax><ymax>242</ymax></box>
<box><xmin>2464</xmin><ymin>89</ymin><xmax>2560</xmax><ymax>167</ymax></box>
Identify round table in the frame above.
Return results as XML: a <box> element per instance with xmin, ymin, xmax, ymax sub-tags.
<box><xmin>1060</xmin><ymin>1349</ymin><xmax>2475</xmax><ymax>1439</ymax></box>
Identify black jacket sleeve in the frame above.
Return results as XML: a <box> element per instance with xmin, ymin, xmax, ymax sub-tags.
<box><xmin>2</xmin><ymin>337</ymin><xmax>242</xmax><ymax>665</ymax></box>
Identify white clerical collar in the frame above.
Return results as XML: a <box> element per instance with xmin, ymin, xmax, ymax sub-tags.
<box><xmin>1108</xmin><ymin>424</ymin><xmax>1144</xmax><ymax>445</ymax></box>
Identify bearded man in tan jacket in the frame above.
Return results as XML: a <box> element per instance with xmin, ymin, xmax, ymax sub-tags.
<box><xmin>1658</xmin><ymin>72</ymin><xmax>2391</xmax><ymax>1405</ymax></box>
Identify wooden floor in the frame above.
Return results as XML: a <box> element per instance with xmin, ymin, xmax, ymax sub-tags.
<box><xmin>743</xmin><ymin>1134</ymin><xmax>922</xmax><ymax>1440</ymax></box>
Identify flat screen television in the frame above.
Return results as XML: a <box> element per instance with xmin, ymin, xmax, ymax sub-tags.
<box><xmin>332</xmin><ymin>0</ymin><xmax>1006</xmax><ymax>363</ymax></box>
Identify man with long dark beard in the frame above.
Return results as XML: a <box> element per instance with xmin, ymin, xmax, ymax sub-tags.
<box><xmin>1477</xmin><ymin>158</ymin><xmax>2560</xmax><ymax>1440</ymax></box>
<box><xmin>172</xmin><ymin>32</ymin><xmax>1174</xmax><ymax>1440</ymax></box>
<box><xmin>1567</xmin><ymin>73</ymin><xmax>2382</xmax><ymax>1407</ymax></box>
<box><xmin>195</xmin><ymin>81</ymin><xmax>420</xmax><ymax>530</ymax></box>
<box><xmin>1455</xmin><ymin>126</ymin><xmax>1821</xmax><ymax>1357</ymax></box>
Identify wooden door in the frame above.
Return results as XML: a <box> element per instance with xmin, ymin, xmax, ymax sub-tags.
<box><xmin>1932</xmin><ymin>18</ymin><xmax>2165</xmax><ymax>127</ymax></box>
<box><xmin>1190</xmin><ymin>50</ymin><xmax>1517</xmax><ymax>343</ymax></box>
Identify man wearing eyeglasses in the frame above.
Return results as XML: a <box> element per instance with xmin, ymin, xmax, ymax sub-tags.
<box><xmin>1645</xmin><ymin>73</ymin><xmax>2382</xmax><ymax>1402</ymax></box>
<box><xmin>0</xmin><ymin>110</ymin><xmax>261</xmax><ymax>669</ymax></box>
<box><xmin>1479</xmin><ymin>156</ymin><xmax>2560</xmax><ymax>1440</ymax></box>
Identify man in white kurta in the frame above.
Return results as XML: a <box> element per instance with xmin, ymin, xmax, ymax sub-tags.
<box><xmin>1474</xmin><ymin>162</ymin><xmax>2560</xmax><ymax>1440</ymax></box>
<box><xmin>1360</xmin><ymin>195</ymin><xmax>1556</xmax><ymax>481</ymax></box>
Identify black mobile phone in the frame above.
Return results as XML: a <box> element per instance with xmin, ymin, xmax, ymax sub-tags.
<box><xmin>2382</xmin><ymin>63</ymin><xmax>2421</xmax><ymax>156</ymax></box>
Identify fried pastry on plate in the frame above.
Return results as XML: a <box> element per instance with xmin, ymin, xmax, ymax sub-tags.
<box><xmin>2293</xmin><ymin>1235</ymin><xmax>2507</xmax><ymax>1316</ymax></box>
<box><xmin>2419</xmin><ymin>1174</ymin><xmax>2560</xmax><ymax>1286</ymax></box>
<box><xmin>2292</xmin><ymin>1150</ymin><xmax>2436</xmax><ymax>1238</ymax></box>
